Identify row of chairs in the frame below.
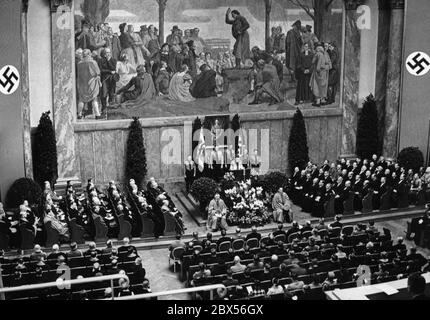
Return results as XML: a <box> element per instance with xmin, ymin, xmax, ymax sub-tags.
<box><xmin>317</xmin><ymin>188</ymin><xmax>429</xmax><ymax>218</ymax></box>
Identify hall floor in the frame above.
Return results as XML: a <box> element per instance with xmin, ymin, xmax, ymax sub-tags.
<box><xmin>137</xmin><ymin>217</ymin><xmax>429</xmax><ymax>300</ymax></box>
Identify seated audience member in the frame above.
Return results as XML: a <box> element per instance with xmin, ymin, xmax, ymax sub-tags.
<box><xmin>329</xmin><ymin>215</ymin><xmax>343</xmax><ymax>229</ymax></box>
<box><xmin>118</xmin><ymin>279</ymin><xmax>135</xmax><ymax>297</ymax></box>
<box><xmin>322</xmin><ymin>272</ymin><xmax>338</xmax><ymax>290</ymax></box>
<box><xmin>246</xmin><ymin>226</ymin><xmax>262</xmax><ymax>242</ymax></box>
<box><xmin>287</xmin><ymin>274</ymin><xmax>305</xmax><ymax>291</ymax></box>
<box><xmin>408</xmin><ymin>273</ymin><xmax>430</xmax><ymax>300</ymax></box>
<box><xmin>84</xmin><ymin>242</ymin><xmax>100</xmax><ymax>257</ymax></box>
<box><xmin>118</xmin><ymin>237</ymin><xmax>137</xmax><ymax>254</ymax></box>
<box><xmin>267</xmin><ymin>277</ymin><xmax>286</xmax><ymax>296</ymax></box>
<box><xmin>67</xmin><ymin>242</ymin><xmax>83</xmax><ymax>258</ymax></box>
<box><xmin>30</xmin><ymin>244</ymin><xmax>47</xmax><ymax>261</ymax></box>
<box><xmin>231</xmin><ymin>256</ymin><xmax>247</xmax><ymax>273</ymax></box>
<box><xmin>232</xmin><ymin>227</ymin><xmax>245</xmax><ymax>241</ymax></box>
<box><xmin>160</xmin><ymin>199</ymin><xmax>185</xmax><ymax>234</ymax></box>
<box><xmin>273</xmin><ymin>223</ymin><xmax>288</xmax><ymax>238</ymax></box>
<box><xmin>133</xmin><ymin>257</ymin><xmax>147</xmax><ymax>283</ymax></box>
<box><xmin>247</xmin><ymin>255</ymin><xmax>264</xmax><ymax>271</ymax></box>
<box><xmin>217</xmin><ymin>229</ymin><xmax>232</xmax><ymax>247</ymax></box>
<box><xmin>101</xmin><ymin>240</ymin><xmax>114</xmax><ymax>255</ymax></box>
<box><xmin>191</xmin><ymin>262</ymin><xmax>211</xmax><ymax>286</ymax></box>
<box><xmin>169</xmin><ymin>234</ymin><xmax>185</xmax><ymax>255</ymax></box>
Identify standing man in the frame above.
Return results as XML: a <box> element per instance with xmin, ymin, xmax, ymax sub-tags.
<box><xmin>99</xmin><ymin>48</ymin><xmax>117</xmax><ymax>113</ymax></box>
<box><xmin>285</xmin><ymin>20</ymin><xmax>303</xmax><ymax>83</ymax></box>
<box><xmin>225</xmin><ymin>8</ymin><xmax>251</xmax><ymax>68</ymax></box>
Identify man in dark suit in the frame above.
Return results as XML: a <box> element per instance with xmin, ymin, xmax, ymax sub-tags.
<box><xmin>191</xmin><ymin>232</ymin><xmax>203</xmax><ymax>247</ymax></box>
<box><xmin>231</xmin><ymin>228</ymin><xmax>245</xmax><ymax>241</ymax></box>
<box><xmin>273</xmin><ymin>223</ymin><xmax>288</xmax><ymax>238</ymax></box>
<box><xmin>408</xmin><ymin>273</ymin><xmax>430</xmax><ymax>300</ymax></box>
<box><xmin>217</xmin><ymin>229</ymin><xmax>232</xmax><ymax>247</ymax></box>
<box><xmin>329</xmin><ymin>215</ymin><xmax>343</xmax><ymax>229</ymax></box>
<box><xmin>246</xmin><ymin>226</ymin><xmax>262</xmax><ymax>242</ymax></box>
<box><xmin>286</xmin><ymin>221</ymin><xmax>301</xmax><ymax>239</ymax></box>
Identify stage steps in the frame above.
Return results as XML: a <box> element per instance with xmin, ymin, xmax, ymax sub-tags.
<box><xmin>169</xmin><ymin>194</ymin><xmax>195</xmax><ymax>231</ymax></box>
<box><xmin>175</xmin><ymin>192</ymin><xmax>207</xmax><ymax>227</ymax></box>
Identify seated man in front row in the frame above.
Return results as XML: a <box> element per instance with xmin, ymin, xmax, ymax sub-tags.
<box><xmin>207</xmin><ymin>193</ymin><xmax>228</xmax><ymax>232</ymax></box>
<box><xmin>272</xmin><ymin>187</ymin><xmax>292</xmax><ymax>223</ymax></box>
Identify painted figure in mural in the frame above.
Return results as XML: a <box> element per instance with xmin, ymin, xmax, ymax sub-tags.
<box><xmin>117</xmin><ymin>64</ymin><xmax>156</xmax><ymax>103</ymax></box>
<box><xmin>310</xmin><ymin>43</ymin><xmax>332</xmax><ymax>107</ymax></box>
<box><xmin>295</xmin><ymin>43</ymin><xmax>314</xmax><ymax>105</ymax></box>
<box><xmin>127</xmin><ymin>25</ymin><xmax>150</xmax><ymax>64</ymax></box>
<box><xmin>115</xmin><ymin>53</ymin><xmax>137</xmax><ymax>92</ymax></box>
<box><xmin>327</xmin><ymin>42</ymin><xmax>339</xmax><ymax>105</ymax></box>
<box><xmin>154</xmin><ymin>60</ymin><xmax>170</xmax><ymax>96</ymax></box>
<box><xmin>119</xmin><ymin>23</ymin><xmax>137</xmax><ymax>68</ymax></box>
<box><xmin>147</xmin><ymin>25</ymin><xmax>161</xmax><ymax>58</ymax></box>
<box><xmin>191</xmin><ymin>64</ymin><xmax>217</xmax><ymax>99</ymax></box>
<box><xmin>286</xmin><ymin>20</ymin><xmax>303</xmax><ymax>83</ymax></box>
<box><xmin>302</xmin><ymin>25</ymin><xmax>319</xmax><ymax>53</ymax></box>
<box><xmin>98</xmin><ymin>48</ymin><xmax>117</xmax><ymax>112</ymax></box>
<box><xmin>77</xmin><ymin>49</ymin><xmax>102</xmax><ymax>119</ymax></box>
<box><xmin>225</xmin><ymin>8</ymin><xmax>251</xmax><ymax>68</ymax></box>
<box><xmin>107</xmin><ymin>26</ymin><xmax>122</xmax><ymax>61</ymax></box>
<box><xmin>249</xmin><ymin>57</ymin><xmax>283</xmax><ymax>106</ymax></box>
<box><xmin>168</xmin><ymin>64</ymin><xmax>195</xmax><ymax>102</ymax></box>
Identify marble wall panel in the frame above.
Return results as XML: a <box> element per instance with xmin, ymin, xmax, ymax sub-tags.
<box><xmin>341</xmin><ymin>8</ymin><xmax>361</xmax><ymax>156</ymax></box>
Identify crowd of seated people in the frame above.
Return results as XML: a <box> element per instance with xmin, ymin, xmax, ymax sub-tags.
<box><xmin>0</xmin><ymin>238</ymin><xmax>152</xmax><ymax>300</ymax></box>
<box><xmin>0</xmin><ymin>178</ymin><xmax>186</xmax><ymax>252</ymax></box>
<box><xmin>289</xmin><ymin>155</ymin><xmax>430</xmax><ymax>218</ymax></box>
<box><xmin>170</xmin><ymin>219</ymin><xmax>430</xmax><ymax>300</ymax></box>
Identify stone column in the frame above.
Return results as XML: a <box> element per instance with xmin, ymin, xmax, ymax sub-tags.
<box><xmin>341</xmin><ymin>0</ymin><xmax>364</xmax><ymax>158</ymax></box>
<box><xmin>50</xmin><ymin>0</ymin><xmax>80</xmax><ymax>188</ymax></box>
<box><xmin>265</xmin><ymin>0</ymin><xmax>272</xmax><ymax>52</ymax></box>
<box><xmin>374</xmin><ymin>0</ymin><xmax>391</xmax><ymax>154</ymax></box>
<box><xmin>158</xmin><ymin>0</ymin><xmax>168</xmax><ymax>44</ymax></box>
<box><xmin>20</xmin><ymin>0</ymin><xmax>33</xmax><ymax>179</ymax></box>
<box><xmin>382</xmin><ymin>0</ymin><xmax>405</xmax><ymax>158</ymax></box>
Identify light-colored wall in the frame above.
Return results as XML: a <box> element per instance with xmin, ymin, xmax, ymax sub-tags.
<box><xmin>73</xmin><ymin>109</ymin><xmax>343</xmax><ymax>187</ymax></box>
<box><xmin>28</xmin><ymin>0</ymin><xmax>53</xmax><ymax>127</ymax></box>
<box><xmin>399</xmin><ymin>0</ymin><xmax>430</xmax><ymax>164</ymax></box>
<box><xmin>358</xmin><ymin>0</ymin><xmax>378</xmax><ymax>105</ymax></box>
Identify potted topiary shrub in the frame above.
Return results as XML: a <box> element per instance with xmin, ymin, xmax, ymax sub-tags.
<box><xmin>190</xmin><ymin>177</ymin><xmax>219</xmax><ymax>219</ymax></box>
<box><xmin>397</xmin><ymin>147</ymin><xmax>424</xmax><ymax>172</ymax></box>
<box><xmin>288</xmin><ymin>108</ymin><xmax>309</xmax><ymax>175</ymax></box>
<box><xmin>125</xmin><ymin>117</ymin><xmax>147</xmax><ymax>188</ymax></box>
<box><xmin>260</xmin><ymin>171</ymin><xmax>289</xmax><ymax>194</ymax></box>
<box><xmin>32</xmin><ymin>111</ymin><xmax>58</xmax><ymax>188</ymax></box>
<box><xmin>6</xmin><ymin>178</ymin><xmax>43</xmax><ymax>208</ymax></box>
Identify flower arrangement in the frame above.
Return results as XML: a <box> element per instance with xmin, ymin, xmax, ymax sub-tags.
<box><xmin>225</xmin><ymin>180</ymin><xmax>270</xmax><ymax>228</ymax></box>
